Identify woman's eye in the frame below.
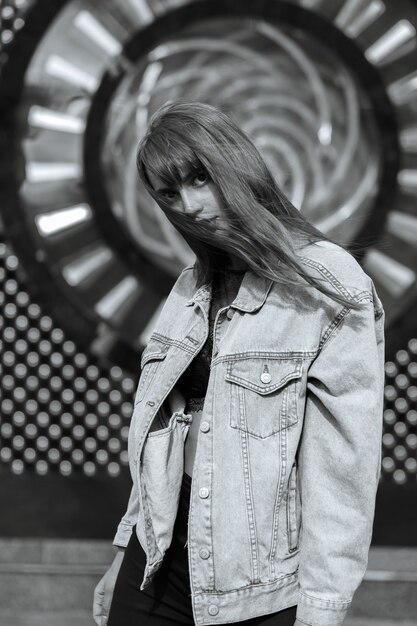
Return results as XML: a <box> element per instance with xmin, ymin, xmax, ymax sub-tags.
<box><xmin>161</xmin><ymin>190</ymin><xmax>177</xmax><ymax>200</ymax></box>
<box><xmin>193</xmin><ymin>171</ymin><xmax>208</xmax><ymax>186</ymax></box>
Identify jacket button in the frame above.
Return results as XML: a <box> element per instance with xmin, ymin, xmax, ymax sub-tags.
<box><xmin>200</xmin><ymin>421</ymin><xmax>210</xmax><ymax>432</ymax></box>
<box><xmin>260</xmin><ymin>372</ymin><xmax>271</xmax><ymax>384</ymax></box>
<box><xmin>199</xmin><ymin>547</ymin><xmax>210</xmax><ymax>559</ymax></box>
<box><xmin>199</xmin><ymin>487</ymin><xmax>210</xmax><ymax>498</ymax></box>
<box><xmin>208</xmin><ymin>605</ymin><xmax>219</xmax><ymax>616</ymax></box>
<box><xmin>226</xmin><ymin>308</ymin><xmax>234</xmax><ymax>320</ymax></box>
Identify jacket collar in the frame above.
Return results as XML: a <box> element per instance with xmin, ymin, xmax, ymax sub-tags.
<box><xmin>187</xmin><ymin>269</ymin><xmax>274</xmax><ymax>313</ymax></box>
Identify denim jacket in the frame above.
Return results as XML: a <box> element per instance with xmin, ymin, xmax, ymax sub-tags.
<box><xmin>113</xmin><ymin>240</ymin><xmax>385</xmax><ymax>626</ymax></box>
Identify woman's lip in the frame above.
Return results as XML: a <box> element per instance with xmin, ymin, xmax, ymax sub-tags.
<box><xmin>196</xmin><ymin>215</ymin><xmax>218</xmax><ymax>221</ymax></box>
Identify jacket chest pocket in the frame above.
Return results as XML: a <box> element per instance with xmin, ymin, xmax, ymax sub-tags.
<box><xmin>225</xmin><ymin>358</ymin><xmax>303</xmax><ymax>439</ymax></box>
<box><xmin>134</xmin><ymin>340</ymin><xmax>170</xmax><ymax>405</ymax></box>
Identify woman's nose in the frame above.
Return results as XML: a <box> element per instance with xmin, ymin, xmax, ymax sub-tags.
<box><xmin>179</xmin><ymin>188</ymin><xmax>202</xmax><ymax>215</ymax></box>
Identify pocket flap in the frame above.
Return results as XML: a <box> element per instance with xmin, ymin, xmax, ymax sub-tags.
<box><xmin>140</xmin><ymin>338</ymin><xmax>170</xmax><ymax>369</ymax></box>
<box><xmin>225</xmin><ymin>358</ymin><xmax>302</xmax><ymax>395</ymax></box>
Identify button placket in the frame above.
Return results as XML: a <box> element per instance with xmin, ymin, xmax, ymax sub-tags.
<box><xmin>208</xmin><ymin>604</ymin><xmax>219</xmax><ymax>616</ymax></box>
<box><xmin>199</xmin><ymin>547</ymin><xmax>210</xmax><ymax>559</ymax></box>
<box><xmin>211</xmin><ymin>306</ymin><xmax>228</xmax><ymax>361</ymax></box>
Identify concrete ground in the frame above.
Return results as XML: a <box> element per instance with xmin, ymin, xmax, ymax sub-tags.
<box><xmin>1</xmin><ymin>613</ymin><xmax>417</xmax><ymax>626</ymax></box>
<box><xmin>1</xmin><ymin>543</ymin><xmax>416</xmax><ymax>626</ymax></box>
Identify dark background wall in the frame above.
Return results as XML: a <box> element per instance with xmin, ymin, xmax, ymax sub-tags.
<box><xmin>0</xmin><ymin>0</ymin><xmax>417</xmax><ymax>544</ymax></box>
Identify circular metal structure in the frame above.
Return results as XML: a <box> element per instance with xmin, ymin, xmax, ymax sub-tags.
<box><xmin>1</xmin><ymin>0</ymin><xmax>417</xmax><ymax>362</ymax></box>
<box><xmin>0</xmin><ymin>0</ymin><xmax>417</xmax><ymax>497</ymax></box>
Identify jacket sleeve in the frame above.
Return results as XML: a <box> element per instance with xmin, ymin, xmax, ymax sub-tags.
<box><xmin>295</xmin><ymin>282</ymin><xmax>385</xmax><ymax>626</ymax></box>
<box><xmin>112</xmin><ymin>480</ymin><xmax>139</xmax><ymax>548</ymax></box>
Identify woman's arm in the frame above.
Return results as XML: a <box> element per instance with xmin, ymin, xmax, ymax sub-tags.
<box><xmin>295</xmin><ymin>285</ymin><xmax>385</xmax><ymax>626</ymax></box>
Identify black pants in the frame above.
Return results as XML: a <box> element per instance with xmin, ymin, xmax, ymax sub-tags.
<box><xmin>108</xmin><ymin>473</ymin><xmax>297</xmax><ymax>625</ymax></box>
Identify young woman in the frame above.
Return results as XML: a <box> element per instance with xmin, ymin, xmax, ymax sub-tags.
<box><xmin>93</xmin><ymin>101</ymin><xmax>385</xmax><ymax>626</ymax></box>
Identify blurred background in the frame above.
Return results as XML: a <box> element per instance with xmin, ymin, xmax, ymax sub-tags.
<box><xmin>0</xmin><ymin>0</ymin><xmax>417</xmax><ymax>624</ymax></box>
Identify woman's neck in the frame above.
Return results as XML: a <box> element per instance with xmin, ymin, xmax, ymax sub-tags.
<box><xmin>225</xmin><ymin>254</ymin><xmax>248</xmax><ymax>272</ymax></box>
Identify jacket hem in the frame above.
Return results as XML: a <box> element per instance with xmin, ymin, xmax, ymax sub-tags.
<box><xmin>192</xmin><ymin>572</ymin><xmax>299</xmax><ymax>625</ymax></box>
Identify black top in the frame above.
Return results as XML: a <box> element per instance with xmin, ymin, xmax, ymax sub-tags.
<box><xmin>176</xmin><ymin>268</ymin><xmax>246</xmax><ymax>399</ymax></box>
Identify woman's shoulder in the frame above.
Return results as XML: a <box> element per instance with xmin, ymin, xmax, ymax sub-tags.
<box><xmin>297</xmin><ymin>240</ymin><xmax>373</xmax><ymax>298</ymax></box>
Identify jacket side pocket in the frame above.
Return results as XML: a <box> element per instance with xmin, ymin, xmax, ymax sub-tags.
<box><xmin>287</xmin><ymin>461</ymin><xmax>300</xmax><ymax>553</ymax></box>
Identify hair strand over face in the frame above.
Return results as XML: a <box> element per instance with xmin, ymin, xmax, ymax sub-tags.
<box><xmin>136</xmin><ymin>100</ymin><xmax>368</xmax><ymax>311</ymax></box>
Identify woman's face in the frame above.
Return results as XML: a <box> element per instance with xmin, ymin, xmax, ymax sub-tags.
<box><xmin>146</xmin><ymin>169</ymin><xmax>224</xmax><ymax>225</ymax></box>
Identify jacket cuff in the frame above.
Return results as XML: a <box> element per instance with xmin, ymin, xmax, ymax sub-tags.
<box><xmin>296</xmin><ymin>592</ymin><xmax>351</xmax><ymax>626</ymax></box>
<box><xmin>112</xmin><ymin>521</ymin><xmax>134</xmax><ymax>548</ymax></box>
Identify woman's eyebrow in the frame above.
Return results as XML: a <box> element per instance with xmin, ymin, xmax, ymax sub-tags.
<box><xmin>153</xmin><ymin>167</ymin><xmax>201</xmax><ymax>192</ymax></box>
<box><xmin>155</xmin><ymin>185</ymin><xmax>175</xmax><ymax>193</ymax></box>
<box><xmin>180</xmin><ymin>168</ymin><xmax>203</xmax><ymax>185</ymax></box>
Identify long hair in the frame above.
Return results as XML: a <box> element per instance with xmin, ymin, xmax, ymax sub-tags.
<box><xmin>136</xmin><ymin>100</ymin><xmax>365</xmax><ymax>311</ymax></box>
